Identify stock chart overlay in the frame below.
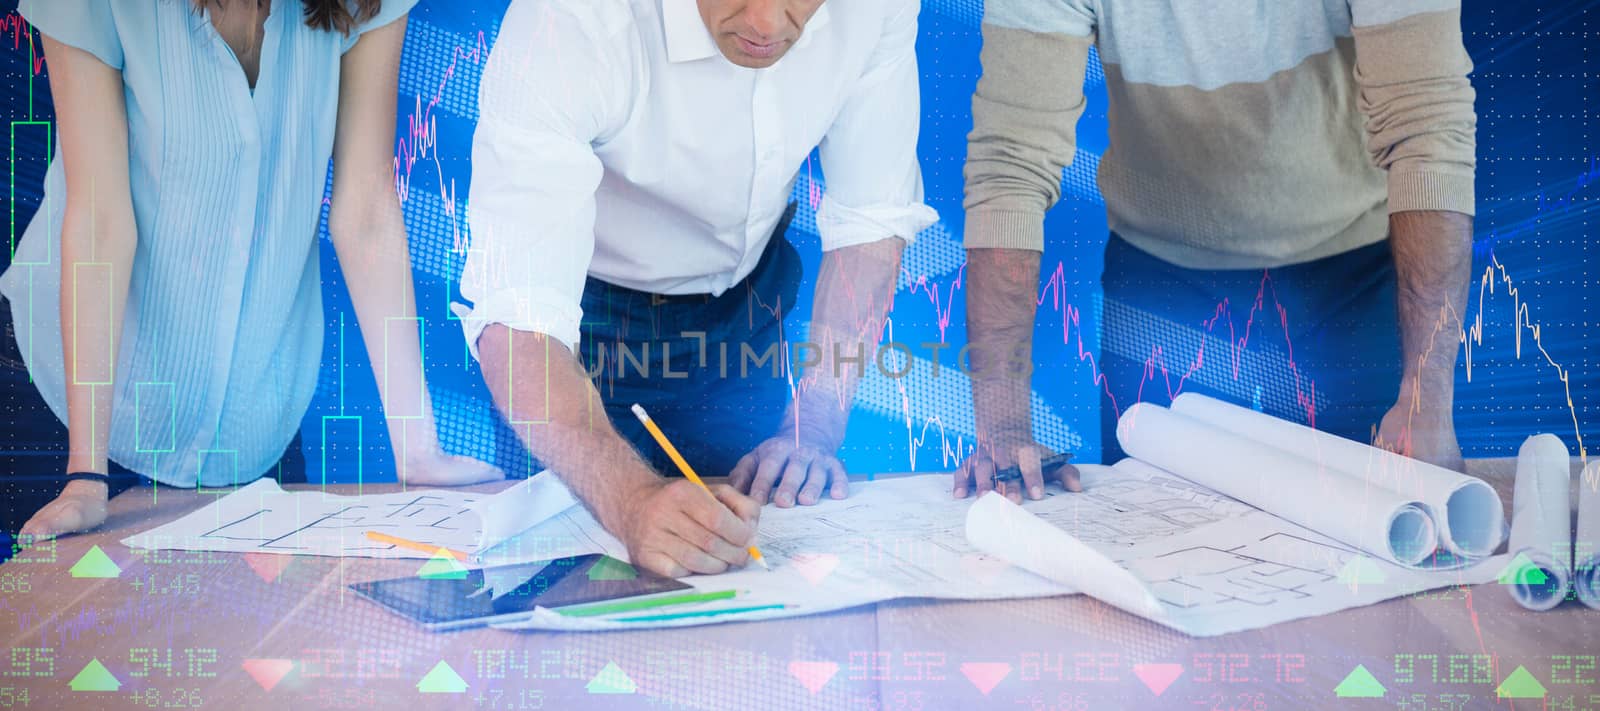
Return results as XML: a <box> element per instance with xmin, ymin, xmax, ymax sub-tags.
<box><xmin>0</xmin><ymin>0</ymin><xmax>1597</xmax><ymax>709</ymax></box>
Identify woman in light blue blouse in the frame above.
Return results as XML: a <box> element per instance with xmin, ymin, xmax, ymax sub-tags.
<box><xmin>0</xmin><ymin>0</ymin><xmax>500</xmax><ymax>541</ymax></box>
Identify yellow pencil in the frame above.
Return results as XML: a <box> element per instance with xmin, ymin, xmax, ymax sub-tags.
<box><xmin>364</xmin><ymin>530</ymin><xmax>470</xmax><ymax>562</ymax></box>
<box><xmin>630</xmin><ymin>404</ymin><xmax>770</xmax><ymax>570</ymax></box>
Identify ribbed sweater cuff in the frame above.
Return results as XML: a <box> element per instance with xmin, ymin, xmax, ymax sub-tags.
<box><xmin>964</xmin><ymin>208</ymin><xmax>1047</xmax><ymax>251</ymax></box>
<box><xmin>1389</xmin><ymin>171</ymin><xmax>1476</xmax><ymax>217</ymax></box>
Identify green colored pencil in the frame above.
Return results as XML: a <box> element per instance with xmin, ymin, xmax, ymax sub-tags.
<box><xmin>555</xmin><ymin>589</ymin><xmax>738</xmax><ymax>618</ymax></box>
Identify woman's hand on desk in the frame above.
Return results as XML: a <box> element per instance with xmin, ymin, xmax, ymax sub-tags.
<box><xmin>729</xmin><ymin>436</ymin><xmax>849</xmax><ymax>508</ymax></box>
<box><xmin>399</xmin><ymin>449</ymin><xmax>506</xmax><ymax>487</ymax></box>
<box><xmin>19</xmin><ymin>479</ymin><xmax>109</xmax><ymax>540</ymax></box>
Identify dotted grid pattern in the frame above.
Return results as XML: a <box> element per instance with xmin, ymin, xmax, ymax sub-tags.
<box><xmin>852</xmin><ymin>343</ymin><xmax>1087</xmax><ymax>466</ymax></box>
<box><xmin>396</xmin><ymin>17</ymin><xmax>494</xmax><ymax>123</ymax></box>
<box><xmin>1451</xmin><ymin>0</ymin><xmax>1599</xmax><ymax>454</ymax></box>
<box><xmin>788</xmin><ymin>149</ymin><xmax>1103</xmax><ymax>282</ymax></box>
<box><xmin>1098</xmin><ymin>294</ymin><xmax>1328</xmax><ymax>420</ymax></box>
<box><xmin>398</xmin><ymin>176</ymin><xmax>464</xmax><ymax>284</ymax></box>
<box><xmin>793</xmin><ymin>322</ymin><xmax>1086</xmax><ymax>468</ymax></box>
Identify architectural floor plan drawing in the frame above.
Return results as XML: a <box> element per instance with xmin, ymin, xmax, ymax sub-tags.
<box><xmin>191</xmin><ymin>491</ymin><xmax>479</xmax><ymax>553</ymax></box>
<box><xmin>1133</xmin><ymin>533</ymin><xmax>1351</xmax><ymax>609</ymax></box>
<box><xmin>974</xmin><ymin>463</ymin><xmax>1508</xmax><ymax>636</ymax></box>
<box><xmin>124</xmin><ymin>476</ymin><xmax>583</xmax><ymax>561</ymax></box>
<box><xmin>124</xmin><ymin>463</ymin><xmax>1505</xmax><ymax>635</ymax></box>
<box><xmin>502</xmin><ymin>462</ymin><xmax>1504</xmax><ymax>633</ymax></box>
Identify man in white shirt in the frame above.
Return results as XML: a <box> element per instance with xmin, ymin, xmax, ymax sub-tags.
<box><xmin>461</xmin><ymin>0</ymin><xmax>936</xmax><ymax>577</ymax></box>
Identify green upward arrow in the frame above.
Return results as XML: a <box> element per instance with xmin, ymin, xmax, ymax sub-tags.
<box><xmin>587</xmin><ymin>556</ymin><xmax>637</xmax><ymax>581</ymax></box>
<box><xmin>416</xmin><ymin>549</ymin><xmax>469</xmax><ymax>580</ymax></box>
<box><xmin>69</xmin><ymin>545</ymin><xmax>121</xmax><ymax>579</ymax></box>
<box><xmin>586</xmin><ymin>662</ymin><xmax>637</xmax><ymax>694</ymax></box>
<box><xmin>416</xmin><ymin>661</ymin><xmax>467</xmax><ymax>693</ymax></box>
<box><xmin>1496</xmin><ymin>666</ymin><xmax>1547</xmax><ymax>699</ymax></box>
<box><xmin>1497</xmin><ymin>553</ymin><xmax>1549</xmax><ymax>585</ymax></box>
<box><xmin>1334</xmin><ymin>665</ymin><xmax>1386</xmax><ymax>698</ymax></box>
<box><xmin>69</xmin><ymin>659</ymin><xmax>121</xmax><ymax>692</ymax></box>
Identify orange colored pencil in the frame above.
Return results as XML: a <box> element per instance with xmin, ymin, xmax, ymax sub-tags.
<box><xmin>363</xmin><ymin>530</ymin><xmax>469</xmax><ymax>561</ymax></box>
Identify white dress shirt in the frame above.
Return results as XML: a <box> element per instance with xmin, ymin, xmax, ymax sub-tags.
<box><xmin>459</xmin><ymin>0</ymin><xmax>938</xmax><ymax>354</ymax></box>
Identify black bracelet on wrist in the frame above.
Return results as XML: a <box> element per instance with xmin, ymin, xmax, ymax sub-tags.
<box><xmin>63</xmin><ymin>472</ymin><xmax>112</xmax><ymax>486</ymax></box>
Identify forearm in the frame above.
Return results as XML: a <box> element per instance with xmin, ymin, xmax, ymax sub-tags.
<box><xmin>784</xmin><ymin>238</ymin><xmax>904</xmax><ymax>451</ymax></box>
<box><xmin>330</xmin><ymin>195</ymin><xmax>439</xmax><ymax>462</ymax></box>
<box><xmin>59</xmin><ymin>208</ymin><xmax>136</xmax><ymax>476</ymax></box>
<box><xmin>477</xmin><ymin>325</ymin><xmax>658</xmax><ymax>531</ymax></box>
<box><xmin>1389</xmin><ymin>210</ymin><xmax>1472</xmax><ymax>409</ymax></box>
<box><xmin>965</xmin><ymin>247</ymin><xmax>1040</xmax><ymax>441</ymax></box>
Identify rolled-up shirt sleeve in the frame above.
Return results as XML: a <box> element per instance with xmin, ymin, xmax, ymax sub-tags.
<box><xmin>457</xmin><ymin>2</ymin><xmax>629</xmax><ymax>358</ymax></box>
<box><xmin>815</xmin><ymin>0</ymin><xmax>939</xmax><ymax>251</ymax></box>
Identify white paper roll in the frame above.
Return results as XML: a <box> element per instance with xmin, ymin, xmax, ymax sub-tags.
<box><xmin>1577</xmin><ymin>460</ymin><xmax>1600</xmax><ymax>610</ymax></box>
<box><xmin>965</xmin><ymin>492</ymin><xmax>1165</xmax><ymax>620</ymax></box>
<box><xmin>1117</xmin><ymin>403</ymin><xmax>1437</xmax><ymax>567</ymax></box>
<box><xmin>1170</xmin><ymin>393</ymin><xmax>1505</xmax><ymax>558</ymax></box>
<box><xmin>1507</xmin><ymin>434</ymin><xmax>1573</xmax><ymax>610</ymax></box>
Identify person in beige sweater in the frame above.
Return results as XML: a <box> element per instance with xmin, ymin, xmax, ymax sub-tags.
<box><xmin>958</xmin><ymin>0</ymin><xmax>1478</xmax><ymax>500</ymax></box>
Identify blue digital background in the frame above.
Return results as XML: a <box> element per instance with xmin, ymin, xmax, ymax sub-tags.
<box><xmin>1</xmin><ymin>0</ymin><xmax>1595</xmax><ymax>484</ymax></box>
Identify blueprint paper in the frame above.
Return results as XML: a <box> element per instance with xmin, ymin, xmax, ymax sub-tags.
<box><xmin>494</xmin><ymin>466</ymin><xmax>1503</xmax><ymax>634</ymax></box>
<box><xmin>1577</xmin><ymin>460</ymin><xmax>1600</xmax><ymax>609</ymax></box>
<box><xmin>1172</xmin><ymin>393</ymin><xmax>1506</xmax><ymax>558</ymax></box>
<box><xmin>1118</xmin><ymin>403</ymin><xmax>1439</xmax><ymax>567</ymax></box>
<box><xmin>123</xmin><ymin>475</ymin><xmax>579</xmax><ymax>561</ymax></box>
<box><xmin>1506</xmin><ymin>434</ymin><xmax>1573</xmax><ymax>610</ymax></box>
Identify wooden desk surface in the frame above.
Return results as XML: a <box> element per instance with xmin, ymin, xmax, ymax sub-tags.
<box><xmin>2</xmin><ymin>461</ymin><xmax>1595</xmax><ymax>710</ymax></box>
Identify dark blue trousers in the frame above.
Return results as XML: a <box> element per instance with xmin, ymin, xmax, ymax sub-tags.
<box><xmin>1097</xmin><ymin>233</ymin><xmax>1403</xmax><ymax>462</ymax></box>
<box><xmin>577</xmin><ymin>210</ymin><xmax>802</xmax><ymax>479</ymax></box>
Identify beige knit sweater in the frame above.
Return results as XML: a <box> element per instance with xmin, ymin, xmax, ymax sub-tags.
<box><xmin>964</xmin><ymin>0</ymin><xmax>1477</xmax><ymax>269</ymax></box>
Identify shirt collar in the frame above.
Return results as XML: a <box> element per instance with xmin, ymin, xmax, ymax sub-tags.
<box><xmin>662</xmin><ymin>0</ymin><xmax>832</xmax><ymax>64</ymax></box>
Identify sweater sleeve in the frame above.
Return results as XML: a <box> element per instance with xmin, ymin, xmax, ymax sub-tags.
<box><xmin>962</xmin><ymin>0</ymin><xmax>1096</xmax><ymax>251</ymax></box>
<box><xmin>1349</xmin><ymin>2</ymin><xmax>1478</xmax><ymax>216</ymax></box>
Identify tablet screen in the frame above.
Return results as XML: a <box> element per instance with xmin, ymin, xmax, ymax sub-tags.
<box><xmin>350</xmin><ymin>554</ymin><xmax>690</xmax><ymax>627</ymax></box>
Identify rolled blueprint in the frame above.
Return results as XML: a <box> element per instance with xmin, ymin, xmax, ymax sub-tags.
<box><xmin>1577</xmin><ymin>460</ymin><xmax>1600</xmax><ymax>610</ymax></box>
<box><xmin>1506</xmin><ymin>434</ymin><xmax>1573</xmax><ymax>610</ymax></box>
<box><xmin>1171</xmin><ymin>393</ymin><xmax>1505</xmax><ymax>559</ymax></box>
<box><xmin>1117</xmin><ymin>403</ymin><xmax>1437</xmax><ymax>567</ymax></box>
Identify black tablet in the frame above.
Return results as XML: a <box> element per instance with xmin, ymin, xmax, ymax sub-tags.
<box><xmin>349</xmin><ymin>554</ymin><xmax>692</xmax><ymax>631</ymax></box>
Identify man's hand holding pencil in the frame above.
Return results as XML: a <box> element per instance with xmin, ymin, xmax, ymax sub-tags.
<box><xmin>619</xmin><ymin>404</ymin><xmax>770</xmax><ymax>578</ymax></box>
<box><xmin>616</xmin><ymin>478</ymin><xmax>762</xmax><ymax>578</ymax></box>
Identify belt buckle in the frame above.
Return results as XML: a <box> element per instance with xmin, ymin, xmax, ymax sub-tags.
<box><xmin>650</xmin><ymin>293</ymin><xmax>670</xmax><ymax>307</ymax></box>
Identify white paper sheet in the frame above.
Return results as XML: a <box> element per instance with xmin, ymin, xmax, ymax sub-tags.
<box><xmin>494</xmin><ymin>466</ymin><xmax>1502</xmax><ymax>635</ymax></box>
<box><xmin>497</xmin><ymin>471</ymin><xmax>1082</xmax><ymax>631</ymax></box>
<box><xmin>1170</xmin><ymin>394</ymin><xmax>1506</xmax><ymax>558</ymax></box>
<box><xmin>966</xmin><ymin>491</ymin><xmax>1164</xmax><ymax>620</ymax></box>
<box><xmin>122</xmin><ymin>476</ymin><xmax>579</xmax><ymax>561</ymax></box>
<box><xmin>1506</xmin><ymin>434</ymin><xmax>1573</xmax><ymax>610</ymax></box>
<box><xmin>966</xmin><ymin>471</ymin><xmax>1505</xmax><ymax>636</ymax></box>
<box><xmin>1577</xmin><ymin>460</ymin><xmax>1600</xmax><ymax>610</ymax></box>
<box><xmin>1117</xmin><ymin>402</ymin><xmax>1438</xmax><ymax>567</ymax></box>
